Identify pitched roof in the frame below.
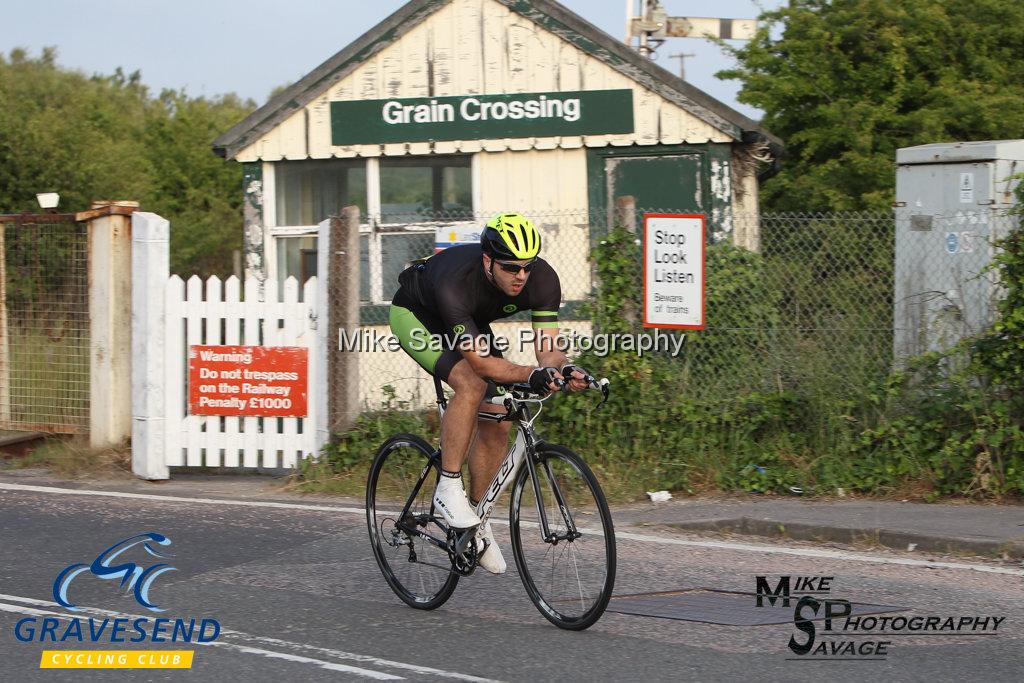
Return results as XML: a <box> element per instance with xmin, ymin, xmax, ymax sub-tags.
<box><xmin>213</xmin><ymin>0</ymin><xmax>780</xmax><ymax>160</ymax></box>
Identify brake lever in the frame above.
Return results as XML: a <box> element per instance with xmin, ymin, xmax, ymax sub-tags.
<box><xmin>593</xmin><ymin>377</ymin><xmax>610</xmax><ymax>409</ymax></box>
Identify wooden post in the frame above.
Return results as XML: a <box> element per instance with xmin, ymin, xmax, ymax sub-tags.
<box><xmin>86</xmin><ymin>200</ymin><xmax>136</xmax><ymax>448</ymax></box>
<box><xmin>326</xmin><ymin>206</ymin><xmax>361</xmax><ymax>436</ymax></box>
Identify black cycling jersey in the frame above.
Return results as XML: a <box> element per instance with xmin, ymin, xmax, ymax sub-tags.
<box><xmin>392</xmin><ymin>244</ymin><xmax>561</xmax><ymax>338</ymax></box>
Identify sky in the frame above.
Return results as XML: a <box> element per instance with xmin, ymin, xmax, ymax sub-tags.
<box><xmin>1</xmin><ymin>1</ymin><xmax>784</xmax><ymax>119</ymax></box>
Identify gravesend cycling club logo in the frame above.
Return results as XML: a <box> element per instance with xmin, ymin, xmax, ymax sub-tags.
<box><xmin>12</xmin><ymin>532</ymin><xmax>221</xmax><ymax>670</ymax></box>
<box><xmin>54</xmin><ymin>532</ymin><xmax>176</xmax><ymax>612</ymax></box>
<box><xmin>502</xmin><ymin>304</ymin><xmax>517</xmax><ymax>313</ymax></box>
<box><xmin>755</xmin><ymin>575</ymin><xmax>1005</xmax><ymax>661</ymax></box>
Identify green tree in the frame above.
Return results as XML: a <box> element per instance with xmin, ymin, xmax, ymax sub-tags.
<box><xmin>719</xmin><ymin>0</ymin><xmax>1024</xmax><ymax>211</ymax></box>
<box><xmin>0</xmin><ymin>48</ymin><xmax>153</xmax><ymax>212</ymax></box>
<box><xmin>0</xmin><ymin>48</ymin><xmax>255</xmax><ymax>276</ymax></box>
<box><xmin>143</xmin><ymin>90</ymin><xmax>254</xmax><ymax>275</ymax></box>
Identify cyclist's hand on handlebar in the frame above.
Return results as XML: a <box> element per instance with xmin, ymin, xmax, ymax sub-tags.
<box><xmin>529</xmin><ymin>367</ymin><xmax>563</xmax><ymax>395</ymax></box>
<box><xmin>560</xmin><ymin>364</ymin><xmax>593</xmax><ymax>392</ymax></box>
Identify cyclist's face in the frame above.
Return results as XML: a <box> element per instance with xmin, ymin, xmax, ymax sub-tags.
<box><xmin>483</xmin><ymin>254</ymin><xmax>532</xmax><ymax>296</ymax></box>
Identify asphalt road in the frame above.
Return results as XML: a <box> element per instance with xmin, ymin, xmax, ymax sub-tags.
<box><xmin>0</xmin><ymin>483</ymin><xmax>1021</xmax><ymax>682</ymax></box>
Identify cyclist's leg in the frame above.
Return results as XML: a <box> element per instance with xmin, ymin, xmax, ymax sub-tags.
<box><xmin>441</xmin><ymin>359</ymin><xmax>488</xmax><ymax>473</ymax></box>
<box><xmin>468</xmin><ymin>405</ymin><xmax>512</xmax><ymax>504</ymax></box>
<box><xmin>462</xmin><ymin>325</ymin><xmax>512</xmax><ymax>503</ymax></box>
<box><xmin>389</xmin><ymin>304</ymin><xmax>480</xmax><ymax>527</ymax></box>
<box><xmin>388</xmin><ymin>304</ymin><xmax>444</xmax><ymax>376</ymax></box>
<box><xmin>451</xmin><ymin>328</ymin><xmax>512</xmax><ymax>573</ymax></box>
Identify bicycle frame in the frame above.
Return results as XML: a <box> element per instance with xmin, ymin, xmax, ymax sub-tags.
<box><xmin>371</xmin><ymin>373</ymin><xmax>614</xmax><ymax>626</ymax></box>
<box><xmin>432</xmin><ymin>377</ymin><xmax>579</xmax><ymax>546</ymax></box>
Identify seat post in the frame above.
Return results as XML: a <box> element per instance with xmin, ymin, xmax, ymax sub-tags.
<box><xmin>434</xmin><ymin>376</ymin><xmax>447</xmax><ymax>418</ymax></box>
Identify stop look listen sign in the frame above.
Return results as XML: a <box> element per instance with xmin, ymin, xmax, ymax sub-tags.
<box><xmin>642</xmin><ymin>214</ymin><xmax>706</xmax><ymax>329</ymax></box>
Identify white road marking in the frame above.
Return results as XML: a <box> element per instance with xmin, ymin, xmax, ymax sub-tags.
<box><xmin>2</xmin><ymin>481</ymin><xmax>1021</xmax><ymax>577</ymax></box>
<box><xmin>204</xmin><ymin>643</ymin><xmax>403</xmax><ymax>679</ymax></box>
<box><xmin>0</xmin><ymin>481</ymin><xmax>366</xmax><ymax>515</ymax></box>
<box><xmin>0</xmin><ymin>593</ymin><xmax>499</xmax><ymax>682</ymax></box>
<box><xmin>0</xmin><ymin>601</ymin><xmax>400</xmax><ymax>680</ymax></box>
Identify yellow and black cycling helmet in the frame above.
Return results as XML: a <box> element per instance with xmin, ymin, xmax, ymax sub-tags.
<box><xmin>481</xmin><ymin>213</ymin><xmax>541</xmax><ymax>260</ymax></box>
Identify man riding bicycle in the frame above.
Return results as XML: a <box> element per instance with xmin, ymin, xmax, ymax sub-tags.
<box><xmin>389</xmin><ymin>213</ymin><xmax>590</xmax><ymax>574</ymax></box>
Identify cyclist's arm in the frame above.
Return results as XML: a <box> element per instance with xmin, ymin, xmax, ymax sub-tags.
<box><xmin>534</xmin><ymin>328</ymin><xmax>567</xmax><ymax>370</ymax></box>
<box><xmin>526</xmin><ymin>263</ymin><xmax>580</xmax><ymax>386</ymax></box>
<box><xmin>459</xmin><ymin>342</ymin><xmax>535</xmax><ymax>384</ymax></box>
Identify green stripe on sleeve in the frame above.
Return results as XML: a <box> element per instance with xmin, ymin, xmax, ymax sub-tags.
<box><xmin>531</xmin><ymin>321</ymin><xmax>560</xmax><ymax>329</ymax></box>
<box><xmin>531</xmin><ymin>310</ymin><xmax>558</xmax><ymax>317</ymax></box>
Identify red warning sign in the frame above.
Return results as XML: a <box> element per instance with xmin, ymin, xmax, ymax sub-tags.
<box><xmin>188</xmin><ymin>345</ymin><xmax>308</xmax><ymax>417</ymax></box>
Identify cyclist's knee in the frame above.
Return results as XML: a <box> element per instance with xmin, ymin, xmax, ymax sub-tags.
<box><xmin>448</xmin><ymin>361</ymin><xmax>487</xmax><ymax>401</ymax></box>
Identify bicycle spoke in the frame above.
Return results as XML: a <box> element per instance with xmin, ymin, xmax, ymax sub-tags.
<box><xmin>367</xmin><ymin>435</ymin><xmax>459</xmax><ymax>609</ymax></box>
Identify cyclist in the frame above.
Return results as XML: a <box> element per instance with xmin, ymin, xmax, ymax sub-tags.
<box><xmin>389</xmin><ymin>212</ymin><xmax>590</xmax><ymax>574</ymax></box>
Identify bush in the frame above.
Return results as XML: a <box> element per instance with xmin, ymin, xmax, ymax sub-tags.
<box><xmin>295</xmin><ymin>386</ymin><xmax>439</xmax><ymax>494</ymax></box>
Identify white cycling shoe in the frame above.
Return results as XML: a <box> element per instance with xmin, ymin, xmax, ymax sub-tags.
<box><xmin>475</xmin><ymin>521</ymin><xmax>507</xmax><ymax>574</ymax></box>
<box><xmin>433</xmin><ymin>474</ymin><xmax>481</xmax><ymax>529</ymax></box>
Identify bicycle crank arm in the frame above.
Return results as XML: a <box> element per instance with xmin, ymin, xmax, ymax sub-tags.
<box><xmin>450</xmin><ymin>527</ymin><xmax>478</xmax><ymax>556</ymax></box>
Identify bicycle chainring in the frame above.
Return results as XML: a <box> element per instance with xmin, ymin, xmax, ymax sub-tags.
<box><xmin>447</xmin><ymin>528</ymin><xmax>479</xmax><ymax>576</ymax></box>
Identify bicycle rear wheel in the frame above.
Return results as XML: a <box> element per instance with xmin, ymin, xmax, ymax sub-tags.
<box><xmin>510</xmin><ymin>444</ymin><xmax>616</xmax><ymax>630</ymax></box>
<box><xmin>366</xmin><ymin>434</ymin><xmax>459</xmax><ymax>609</ymax></box>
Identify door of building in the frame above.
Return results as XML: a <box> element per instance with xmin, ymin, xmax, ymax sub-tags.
<box><xmin>605</xmin><ymin>153</ymin><xmax>705</xmax><ymax>216</ymax></box>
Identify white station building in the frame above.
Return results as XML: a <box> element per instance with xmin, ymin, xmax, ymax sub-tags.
<box><xmin>212</xmin><ymin>0</ymin><xmax>779</xmax><ymax>406</ymax></box>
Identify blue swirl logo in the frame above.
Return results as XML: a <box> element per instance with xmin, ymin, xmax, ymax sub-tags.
<box><xmin>53</xmin><ymin>533</ymin><xmax>176</xmax><ymax>612</ymax></box>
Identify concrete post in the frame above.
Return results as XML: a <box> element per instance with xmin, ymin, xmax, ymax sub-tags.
<box><xmin>86</xmin><ymin>201</ymin><xmax>136</xmax><ymax>448</ymax></box>
<box><xmin>315</xmin><ymin>218</ymin><xmax>330</xmax><ymax>450</ymax></box>
<box><xmin>130</xmin><ymin>212</ymin><xmax>170</xmax><ymax>480</ymax></box>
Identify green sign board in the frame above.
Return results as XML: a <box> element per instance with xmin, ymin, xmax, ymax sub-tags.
<box><xmin>330</xmin><ymin>89</ymin><xmax>634</xmax><ymax>145</ymax></box>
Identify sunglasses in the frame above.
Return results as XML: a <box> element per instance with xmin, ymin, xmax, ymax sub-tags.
<box><xmin>495</xmin><ymin>259</ymin><xmax>537</xmax><ymax>274</ymax></box>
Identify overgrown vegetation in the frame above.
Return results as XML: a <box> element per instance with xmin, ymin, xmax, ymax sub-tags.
<box><xmin>554</xmin><ymin>219</ymin><xmax>1022</xmax><ymax>500</ymax></box>
<box><xmin>1</xmin><ymin>437</ymin><xmax>131</xmax><ymax>477</ymax></box>
<box><xmin>303</xmin><ymin>208</ymin><xmax>1022</xmax><ymax>502</ymax></box>
<box><xmin>293</xmin><ymin>386</ymin><xmax>440</xmax><ymax>496</ymax></box>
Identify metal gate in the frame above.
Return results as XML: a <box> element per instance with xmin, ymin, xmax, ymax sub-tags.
<box><xmin>0</xmin><ymin>214</ymin><xmax>89</xmax><ymax>433</ymax></box>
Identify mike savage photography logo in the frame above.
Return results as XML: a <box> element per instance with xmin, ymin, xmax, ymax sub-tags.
<box><xmin>13</xmin><ymin>532</ymin><xmax>221</xmax><ymax>670</ymax></box>
<box><xmin>755</xmin><ymin>575</ymin><xmax>1005</xmax><ymax>662</ymax></box>
<box><xmin>337</xmin><ymin>327</ymin><xmax>687</xmax><ymax>358</ymax></box>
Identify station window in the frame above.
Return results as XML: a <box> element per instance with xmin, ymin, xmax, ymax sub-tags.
<box><xmin>271</xmin><ymin>155</ymin><xmax>473</xmax><ymax>305</ymax></box>
<box><xmin>379</xmin><ymin>156</ymin><xmax>472</xmax><ymax>224</ymax></box>
<box><xmin>275</xmin><ymin>159</ymin><xmax>366</xmax><ymax>226</ymax></box>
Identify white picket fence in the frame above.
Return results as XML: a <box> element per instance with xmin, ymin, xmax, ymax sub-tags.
<box><xmin>163</xmin><ymin>274</ymin><xmax>321</xmax><ymax>469</ymax></box>
<box><xmin>131</xmin><ymin>211</ymin><xmax>327</xmax><ymax>479</ymax></box>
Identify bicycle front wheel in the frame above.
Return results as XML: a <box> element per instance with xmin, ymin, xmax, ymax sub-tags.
<box><xmin>510</xmin><ymin>444</ymin><xmax>616</xmax><ymax>630</ymax></box>
<box><xmin>366</xmin><ymin>434</ymin><xmax>459</xmax><ymax>610</ymax></box>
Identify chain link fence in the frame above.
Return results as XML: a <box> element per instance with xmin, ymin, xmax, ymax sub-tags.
<box><xmin>0</xmin><ymin>214</ymin><xmax>90</xmax><ymax>433</ymax></box>
<box><xmin>336</xmin><ymin>207</ymin><xmax>1016</xmax><ymax>413</ymax></box>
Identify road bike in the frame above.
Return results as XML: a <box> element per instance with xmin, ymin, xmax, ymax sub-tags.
<box><xmin>366</xmin><ymin>375</ymin><xmax>616</xmax><ymax>630</ymax></box>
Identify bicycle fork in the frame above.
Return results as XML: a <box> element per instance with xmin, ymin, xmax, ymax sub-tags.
<box><xmin>479</xmin><ymin>428</ymin><xmax>580</xmax><ymax>546</ymax></box>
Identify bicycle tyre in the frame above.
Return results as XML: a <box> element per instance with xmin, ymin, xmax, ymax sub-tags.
<box><xmin>366</xmin><ymin>433</ymin><xmax>459</xmax><ymax>610</ymax></box>
<box><xmin>509</xmin><ymin>444</ymin><xmax>616</xmax><ymax>630</ymax></box>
